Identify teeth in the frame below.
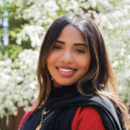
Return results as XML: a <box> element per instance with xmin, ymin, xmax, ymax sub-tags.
<box><xmin>59</xmin><ymin>68</ymin><xmax>74</xmax><ymax>72</ymax></box>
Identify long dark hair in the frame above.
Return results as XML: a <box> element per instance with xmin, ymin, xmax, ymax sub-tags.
<box><xmin>36</xmin><ymin>13</ymin><xmax>130</xmax><ymax>129</ymax></box>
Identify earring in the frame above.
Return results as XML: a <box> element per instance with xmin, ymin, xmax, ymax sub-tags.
<box><xmin>51</xmin><ymin>77</ymin><xmax>53</xmax><ymax>80</ymax></box>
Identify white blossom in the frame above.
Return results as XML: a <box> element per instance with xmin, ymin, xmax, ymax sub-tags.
<box><xmin>16</xmin><ymin>25</ymin><xmax>45</xmax><ymax>48</ymax></box>
<box><xmin>0</xmin><ymin>0</ymin><xmax>130</xmax><ymax>116</ymax></box>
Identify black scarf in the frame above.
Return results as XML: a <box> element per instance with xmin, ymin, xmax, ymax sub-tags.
<box><xmin>20</xmin><ymin>82</ymin><xmax>125</xmax><ymax>130</ymax></box>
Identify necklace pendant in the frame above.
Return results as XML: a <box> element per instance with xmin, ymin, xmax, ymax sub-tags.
<box><xmin>36</xmin><ymin>124</ymin><xmax>42</xmax><ymax>130</ymax></box>
<box><xmin>43</xmin><ymin>111</ymin><xmax>47</xmax><ymax>115</ymax></box>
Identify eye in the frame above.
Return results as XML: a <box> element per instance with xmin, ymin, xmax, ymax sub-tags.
<box><xmin>75</xmin><ymin>49</ymin><xmax>85</xmax><ymax>53</ymax></box>
<box><xmin>53</xmin><ymin>45</ymin><xmax>62</xmax><ymax>49</ymax></box>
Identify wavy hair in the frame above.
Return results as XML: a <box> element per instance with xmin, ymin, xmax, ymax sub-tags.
<box><xmin>35</xmin><ymin>13</ymin><xmax>130</xmax><ymax>129</ymax></box>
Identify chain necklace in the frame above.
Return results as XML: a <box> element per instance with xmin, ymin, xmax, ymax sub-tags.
<box><xmin>36</xmin><ymin>107</ymin><xmax>54</xmax><ymax>130</ymax></box>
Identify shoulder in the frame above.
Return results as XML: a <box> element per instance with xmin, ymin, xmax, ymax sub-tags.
<box><xmin>71</xmin><ymin>106</ymin><xmax>105</xmax><ymax>130</ymax></box>
<box><xmin>18</xmin><ymin>106</ymin><xmax>34</xmax><ymax>130</ymax></box>
<box><xmin>19</xmin><ymin>102</ymin><xmax>44</xmax><ymax>130</ymax></box>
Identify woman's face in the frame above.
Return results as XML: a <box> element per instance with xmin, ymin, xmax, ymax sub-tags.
<box><xmin>47</xmin><ymin>25</ymin><xmax>91</xmax><ymax>87</ymax></box>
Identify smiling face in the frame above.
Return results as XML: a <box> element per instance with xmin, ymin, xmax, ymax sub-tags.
<box><xmin>47</xmin><ymin>25</ymin><xmax>91</xmax><ymax>87</ymax></box>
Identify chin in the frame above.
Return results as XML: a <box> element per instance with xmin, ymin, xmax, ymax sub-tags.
<box><xmin>53</xmin><ymin>79</ymin><xmax>77</xmax><ymax>87</ymax></box>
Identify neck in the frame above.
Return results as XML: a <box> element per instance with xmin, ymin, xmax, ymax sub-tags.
<box><xmin>53</xmin><ymin>80</ymin><xmax>77</xmax><ymax>88</ymax></box>
<box><xmin>53</xmin><ymin>81</ymin><xmax>63</xmax><ymax>87</ymax></box>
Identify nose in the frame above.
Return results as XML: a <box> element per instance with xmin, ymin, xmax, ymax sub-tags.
<box><xmin>60</xmin><ymin>50</ymin><xmax>73</xmax><ymax>64</ymax></box>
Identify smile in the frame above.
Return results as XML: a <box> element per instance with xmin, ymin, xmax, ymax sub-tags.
<box><xmin>59</xmin><ymin>68</ymin><xmax>74</xmax><ymax>72</ymax></box>
<box><xmin>56</xmin><ymin>67</ymin><xmax>77</xmax><ymax>77</ymax></box>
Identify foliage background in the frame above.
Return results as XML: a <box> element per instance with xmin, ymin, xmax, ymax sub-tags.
<box><xmin>0</xmin><ymin>0</ymin><xmax>130</xmax><ymax>116</ymax></box>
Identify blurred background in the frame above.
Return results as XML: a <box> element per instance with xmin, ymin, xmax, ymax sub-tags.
<box><xmin>0</xmin><ymin>0</ymin><xmax>130</xmax><ymax>130</ymax></box>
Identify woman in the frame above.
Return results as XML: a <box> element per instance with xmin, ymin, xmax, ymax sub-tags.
<box><xmin>19</xmin><ymin>13</ymin><xmax>130</xmax><ymax>130</ymax></box>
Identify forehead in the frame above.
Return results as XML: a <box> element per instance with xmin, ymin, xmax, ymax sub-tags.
<box><xmin>57</xmin><ymin>25</ymin><xmax>86</xmax><ymax>43</ymax></box>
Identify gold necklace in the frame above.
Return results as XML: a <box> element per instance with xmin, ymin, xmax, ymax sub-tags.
<box><xmin>36</xmin><ymin>107</ymin><xmax>54</xmax><ymax>130</ymax></box>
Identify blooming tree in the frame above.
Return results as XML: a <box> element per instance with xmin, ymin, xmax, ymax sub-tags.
<box><xmin>0</xmin><ymin>0</ymin><xmax>130</xmax><ymax>116</ymax></box>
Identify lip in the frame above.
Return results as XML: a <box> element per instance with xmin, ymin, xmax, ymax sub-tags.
<box><xmin>56</xmin><ymin>66</ymin><xmax>77</xmax><ymax>77</ymax></box>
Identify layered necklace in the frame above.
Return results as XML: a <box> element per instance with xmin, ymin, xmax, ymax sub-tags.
<box><xmin>36</xmin><ymin>107</ymin><xmax>55</xmax><ymax>130</ymax></box>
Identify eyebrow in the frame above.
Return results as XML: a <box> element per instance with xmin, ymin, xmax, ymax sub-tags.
<box><xmin>55</xmin><ymin>40</ymin><xmax>88</xmax><ymax>47</ymax></box>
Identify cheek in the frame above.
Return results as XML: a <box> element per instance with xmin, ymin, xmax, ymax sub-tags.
<box><xmin>47</xmin><ymin>53</ymin><xmax>55</xmax><ymax>76</ymax></box>
<box><xmin>47</xmin><ymin>52</ymin><xmax>59</xmax><ymax>66</ymax></box>
<box><xmin>47</xmin><ymin>56</ymin><xmax>53</xmax><ymax>65</ymax></box>
<box><xmin>47</xmin><ymin>53</ymin><xmax>53</xmax><ymax>68</ymax></box>
<box><xmin>76</xmin><ymin>55</ymin><xmax>90</xmax><ymax>71</ymax></box>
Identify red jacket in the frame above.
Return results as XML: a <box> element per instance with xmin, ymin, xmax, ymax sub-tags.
<box><xmin>19</xmin><ymin>106</ymin><xmax>105</xmax><ymax>130</ymax></box>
